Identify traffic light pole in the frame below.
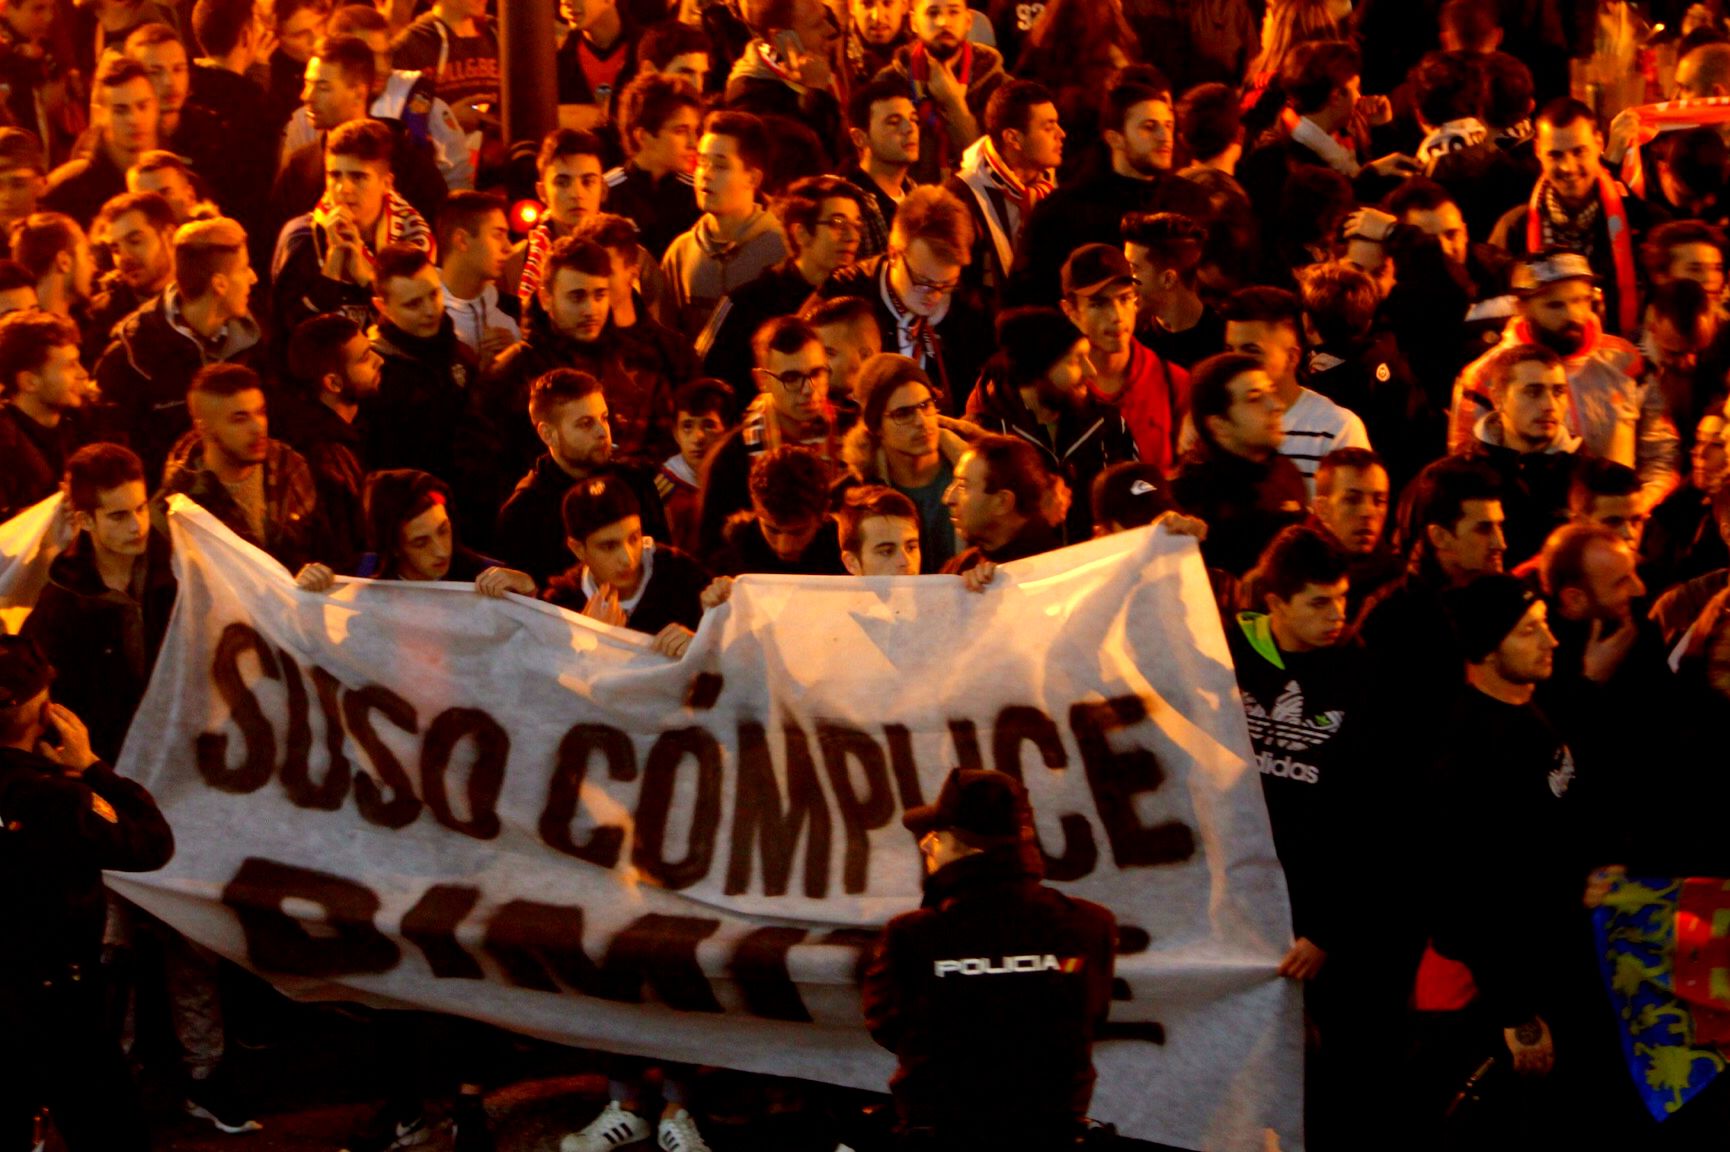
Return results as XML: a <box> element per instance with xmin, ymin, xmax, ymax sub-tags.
<box><xmin>499</xmin><ymin>0</ymin><xmax>558</xmax><ymax>150</ymax></box>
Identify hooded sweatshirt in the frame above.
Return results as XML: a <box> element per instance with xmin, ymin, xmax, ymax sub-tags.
<box><xmin>1449</xmin><ymin>314</ymin><xmax>1679</xmax><ymax>508</ymax></box>
<box><xmin>1464</xmin><ymin>411</ymin><xmax>1583</xmax><ymax>567</ymax></box>
<box><xmin>662</xmin><ymin>207</ymin><xmax>788</xmax><ymax>344</ymax></box>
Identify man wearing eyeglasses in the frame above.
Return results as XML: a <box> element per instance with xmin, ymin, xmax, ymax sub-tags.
<box><xmin>701</xmin><ymin>175</ymin><xmax>866</xmax><ymax>399</ymax></box>
<box><xmin>695</xmin><ymin>315</ymin><xmax>838</xmax><ymax>560</ymax></box>
<box><xmin>819</xmin><ymin>184</ymin><xmax>992</xmax><ymax>413</ymax></box>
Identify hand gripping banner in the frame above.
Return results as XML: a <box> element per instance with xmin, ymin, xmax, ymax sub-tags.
<box><xmin>111</xmin><ymin>497</ymin><xmax>1303</xmax><ymax>1150</ymax></box>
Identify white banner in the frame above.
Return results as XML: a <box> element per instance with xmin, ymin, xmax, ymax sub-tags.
<box><xmin>0</xmin><ymin>491</ymin><xmax>64</xmax><ymax>633</ymax></box>
<box><xmin>112</xmin><ymin>497</ymin><xmax>1303</xmax><ymax>1151</ymax></box>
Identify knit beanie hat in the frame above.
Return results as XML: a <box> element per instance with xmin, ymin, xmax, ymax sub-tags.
<box><xmin>1447</xmin><ymin>573</ymin><xmax>1541</xmax><ymax>663</ymax></box>
<box><xmin>996</xmin><ymin>307</ymin><xmax>1084</xmax><ymax>391</ymax></box>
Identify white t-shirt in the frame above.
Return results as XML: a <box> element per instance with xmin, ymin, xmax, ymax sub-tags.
<box><xmin>1280</xmin><ymin>387</ymin><xmax>1372</xmax><ymax>499</ymax></box>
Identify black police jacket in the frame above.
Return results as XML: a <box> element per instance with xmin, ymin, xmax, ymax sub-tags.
<box><xmin>0</xmin><ymin>750</ymin><xmax>173</xmax><ymax>980</ymax></box>
<box><xmin>863</xmin><ymin>844</ymin><xmax>1116</xmax><ymax>1142</ymax></box>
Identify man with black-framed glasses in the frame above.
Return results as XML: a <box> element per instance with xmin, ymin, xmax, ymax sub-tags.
<box><xmin>695</xmin><ymin>315</ymin><xmax>839</xmax><ymax>561</ymax></box>
<box><xmin>702</xmin><ymin>174</ymin><xmax>866</xmax><ymax>399</ymax></box>
<box><xmin>819</xmin><ymin>184</ymin><xmax>992</xmax><ymax>413</ymax></box>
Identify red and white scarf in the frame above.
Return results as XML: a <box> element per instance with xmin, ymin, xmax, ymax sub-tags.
<box><xmin>956</xmin><ymin>135</ymin><xmax>1052</xmax><ymax>274</ymax></box>
<box><xmin>1525</xmin><ymin>170</ymin><xmax>1637</xmax><ymax>335</ymax></box>
<box><xmin>316</xmin><ymin>188</ymin><xmax>435</xmax><ymax>267</ymax></box>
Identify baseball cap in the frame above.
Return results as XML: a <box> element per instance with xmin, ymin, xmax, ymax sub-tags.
<box><xmin>1512</xmin><ymin>249</ymin><xmax>1596</xmax><ymax>295</ymax></box>
<box><xmin>1062</xmin><ymin>243</ymin><xmax>1138</xmax><ymax>298</ymax></box>
<box><xmin>901</xmin><ymin>768</ymin><xmax>1030</xmax><ymax>847</ymax></box>
<box><xmin>0</xmin><ymin>635</ymin><xmax>53</xmax><ymax>709</ymax></box>
<box><xmin>1446</xmin><ymin>573</ymin><xmax>1541</xmax><ymax>663</ymax></box>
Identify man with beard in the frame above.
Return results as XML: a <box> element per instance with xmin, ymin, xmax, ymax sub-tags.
<box><xmin>1491</xmin><ymin>97</ymin><xmax>1666</xmax><ymax>338</ymax></box>
<box><xmin>872</xmin><ymin>0</ymin><xmax>1007</xmax><ymax>184</ymax></box>
<box><xmin>495</xmin><ymin>368</ymin><xmax>667</xmax><ymax>586</ymax></box>
<box><xmin>1450</xmin><ymin>251</ymin><xmax>1680</xmax><ymax>510</ymax></box>
<box><xmin>947</xmin><ymin>80</ymin><xmax>1063</xmax><ymax>302</ymax></box>
<box><xmin>966</xmin><ymin>303</ymin><xmax>1137</xmax><ymax>544</ymax></box>
<box><xmin>123</xmin><ymin>24</ymin><xmax>227</xmax><ymax>199</ymax></box>
<box><xmin>703</xmin><ymin>175</ymin><xmax>864</xmax><ymax>398</ymax></box>
<box><xmin>279</xmin><ymin>313</ymin><xmax>382</xmax><ymax>570</ymax></box>
<box><xmin>1354</xmin><ymin>456</ymin><xmax>1506</xmax><ymax>715</ymax></box>
<box><xmin>366</xmin><ymin>244</ymin><xmax>472</xmax><ymax>483</ymax></box>
<box><xmin>157</xmin><ymin>364</ymin><xmax>320</xmax><ymax>571</ymax></box>
<box><xmin>87</xmin><ymin>191</ymin><xmax>175</xmax><ymax>347</ymax></box>
<box><xmin>467</xmin><ymin>237</ymin><xmax>689</xmax><ymax>526</ymax></box>
<box><xmin>1310</xmin><ymin>447</ymin><xmax>1401</xmax><ymax>623</ymax></box>
<box><xmin>1008</xmin><ymin>66</ymin><xmax>1213</xmax><ymax>307</ymax></box>
<box><xmin>0</xmin><ymin>311</ymin><xmax>95</xmax><ymax>522</ymax></box>
<box><xmin>1458</xmin><ymin>344</ymin><xmax>1583</xmax><ymax>567</ymax></box>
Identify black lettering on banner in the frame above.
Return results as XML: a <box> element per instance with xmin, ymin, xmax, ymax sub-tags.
<box><xmin>601</xmin><ymin>914</ymin><xmax>723</xmax><ymax>1012</ymax></box>
<box><xmin>220</xmin><ymin>857</ymin><xmax>399</xmax><ymax>976</ymax></box>
<box><xmin>991</xmin><ymin>704</ymin><xmax>1098</xmax><ymax>882</ymax></box>
<box><xmin>882</xmin><ymin>724</ymin><xmax>927</xmax><ymax>815</ymax></box>
<box><xmin>633</xmin><ymin>728</ymin><xmax>722</xmax><ymax>891</ymax></box>
<box><xmin>539</xmin><ymin>724</ymin><xmax>637</xmax><ymax>867</ymax></box>
<box><xmin>725</xmin><ymin>720</ymin><xmax>831</xmax><ymax>898</ymax></box>
<box><xmin>343</xmin><ymin>684</ymin><xmax>423</xmax><ymax>828</ymax></box>
<box><xmin>197</xmin><ymin>622</ymin><xmax>279</xmax><ymax>793</ymax></box>
<box><xmin>399</xmin><ymin>884</ymin><xmax>485</xmax><ymax>979</ymax></box>
<box><xmin>1071</xmin><ymin>696</ymin><xmax>1196</xmax><ymax>868</ymax></box>
<box><xmin>684</xmin><ymin>672</ymin><xmax>724</xmax><ymax>710</ymax></box>
<box><xmin>946</xmin><ymin>718</ymin><xmax>987</xmax><ymax>772</ymax></box>
<box><xmin>421</xmin><ymin>708</ymin><xmax>508</xmax><ymax>840</ymax></box>
<box><xmin>483</xmin><ymin>899</ymin><xmax>607</xmax><ymax>994</ymax></box>
<box><xmin>818</xmin><ymin>721</ymin><xmax>894</xmax><ymax>894</ymax></box>
<box><xmin>280</xmin><ymin>663</ymin><xmax>352</xmax><ymax>810</ymax></box>
<box><xmin>727</xmin><ymin>926</ymin><xmax>811</xmax><ymax>1021</ymax></box>
<box><xmin>483</xmin><ymin>905</ymin><xmax>723</xmax><ymax>1012</ymax></box>
<box><xmin>1111</xmin><ymin>925</ymin><xmax>1151</xmax><ymax>1002</ymax></box>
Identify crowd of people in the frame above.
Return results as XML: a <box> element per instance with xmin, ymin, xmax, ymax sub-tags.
<box><xmin>6</xmin><ymin>0</ymin><xmax>1730</xmax><ymax>1147</ymax></box>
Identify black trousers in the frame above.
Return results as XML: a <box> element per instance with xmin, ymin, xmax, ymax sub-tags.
<box><xmin>0</xmin><ymin>967</ymin><xmax>149</xmax><ymax>1152</ymax></box>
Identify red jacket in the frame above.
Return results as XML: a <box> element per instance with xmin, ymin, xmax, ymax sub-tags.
<box><xmin>1087</xmin><ymin>340</ymin><xmax>1190</xmax><ymax>476</ymax></box>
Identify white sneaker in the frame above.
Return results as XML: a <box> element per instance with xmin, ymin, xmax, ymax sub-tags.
<box><xmin>560</xmin><ymin>1101</ymin><xmax>651</xmax><ymax>1152</ymax></box>
<box><xmin>656</xmin><ymin>1109</ymin><xmax>712</xmax><ymax>1152</ymax></box>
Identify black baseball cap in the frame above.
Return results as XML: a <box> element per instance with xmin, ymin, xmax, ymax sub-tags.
<box><xmin>1062</xmin><ymin>243</ymin><xmax>1138</xmax><ymax>298</ymax></box>
<box><xmin>901</xmin><ymin>769</ymin><xmax>1030</xmax><ymax>846</ymax></box>
<box><xmin>0</xmin><ymin>635</ymin><xmax>52</xmax><ymax>709</ymax></box>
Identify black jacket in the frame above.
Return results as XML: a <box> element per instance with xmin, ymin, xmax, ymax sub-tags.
<box><xmin>941</xmin><ymin>514</ymin><xmax>1063</xmax><ymax>575</ymax></box>
<box><xmin>542</xmin><ymin>543</ymin><xmax>710</xmax><ymax>634</ymax></box>
<box><xmin>494</xmin><ymin>455</ymin><xmax>669</xmax><ymax>587</ymax></box>
<box><xmin>602</xmin><ymin>162</ymin><xmax>700</xmax><ymax>262</ymax></box>
<box><xmin>21</xmin><ymin>532</ymin><xmax>177</xmax><ymax>763</ymax></box>
<box><xmin>863</xmin><ymin>844</ymin><xmax>1116</xmax><ymax>1145</ymax></box>
<box><xmin>40</xmin><ymin>146</ymin><xmax>125</xmax><ymax>229</ymax></box>
<box><xmin>819</xmin><ymin>256</ymin><xmax>993</xmax><ymax>414</ymax></box>
<box><xmin>1170</xmin><ymin>446</ymin><xmax>1308</xmax><ymax>578</ymax></box>
<box><xmin>155</xmin><ymin>432</ymin><xmax>321</xmax><ymax>572</ymax></box>
<box><xmin>0</xmin><ymin>405</ymin><xmax>83</xmax><ymax>523</ymax></box>
<box><xmin>964</xmin><ymin>362</ymin><xmax>1140</xmax><ymax>544</ymax></box>
<box><xmin>701</xmin><ymin>260</ymin><xmax>821</xmax><ymax>401</ymax></box>
<box><xmin>186</xmin><ymin>63</ymin><xmax>281</xmax><ymax>272</ymax></box>
<box><xmin>274</xmin><ymin>396</ymin><xmax>369</xmax><ymax>572</ymax></box>
<box><xmin>1006</xmin><ymin>167</ymin><xmax>1214</xmax><ymax>307</ymax></box>
<box><xmin>709</xmin><ymin>513</ymin><xmax>846</xmax><ymax>577</ymax></box>
<box><xmin>1462</xmin><ymin>433</ymin><xmax>1582</xmax><ymax>568</ymax></box>
<box><xmin>93</xmin><ymin>287</ymin><xmax>265</xmax><ymax>483</ymax></box>
<box><xmin>365</xmin><ymin>317</ymin><xmax>474</xmax><ymax>483</ymax></box>
<box><xmin>1227</xmin><ymin>613</ymin><xmax>1370</xmax><ymax>953</ymax></box>
<box><xmin>0</xmin><ymin>748</ymin><xmax>173</xmax><ymax>981</ymax></box>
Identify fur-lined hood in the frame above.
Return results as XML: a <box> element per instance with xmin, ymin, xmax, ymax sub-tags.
<box><xmin>840</xmin><ymin>415</ymin><xmax>980</xmax><ymax>484</ymax></box>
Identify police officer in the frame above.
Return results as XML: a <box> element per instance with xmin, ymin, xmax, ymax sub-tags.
<box><xmin>0</xmin><ymin>636</ymin><xmax>173</xmax><ymax>1150</ymax></box>
<box><xmin>863</xmin><ymin>768</ymin><xmax>1117</xmax><ymax>1152</ymax></box>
